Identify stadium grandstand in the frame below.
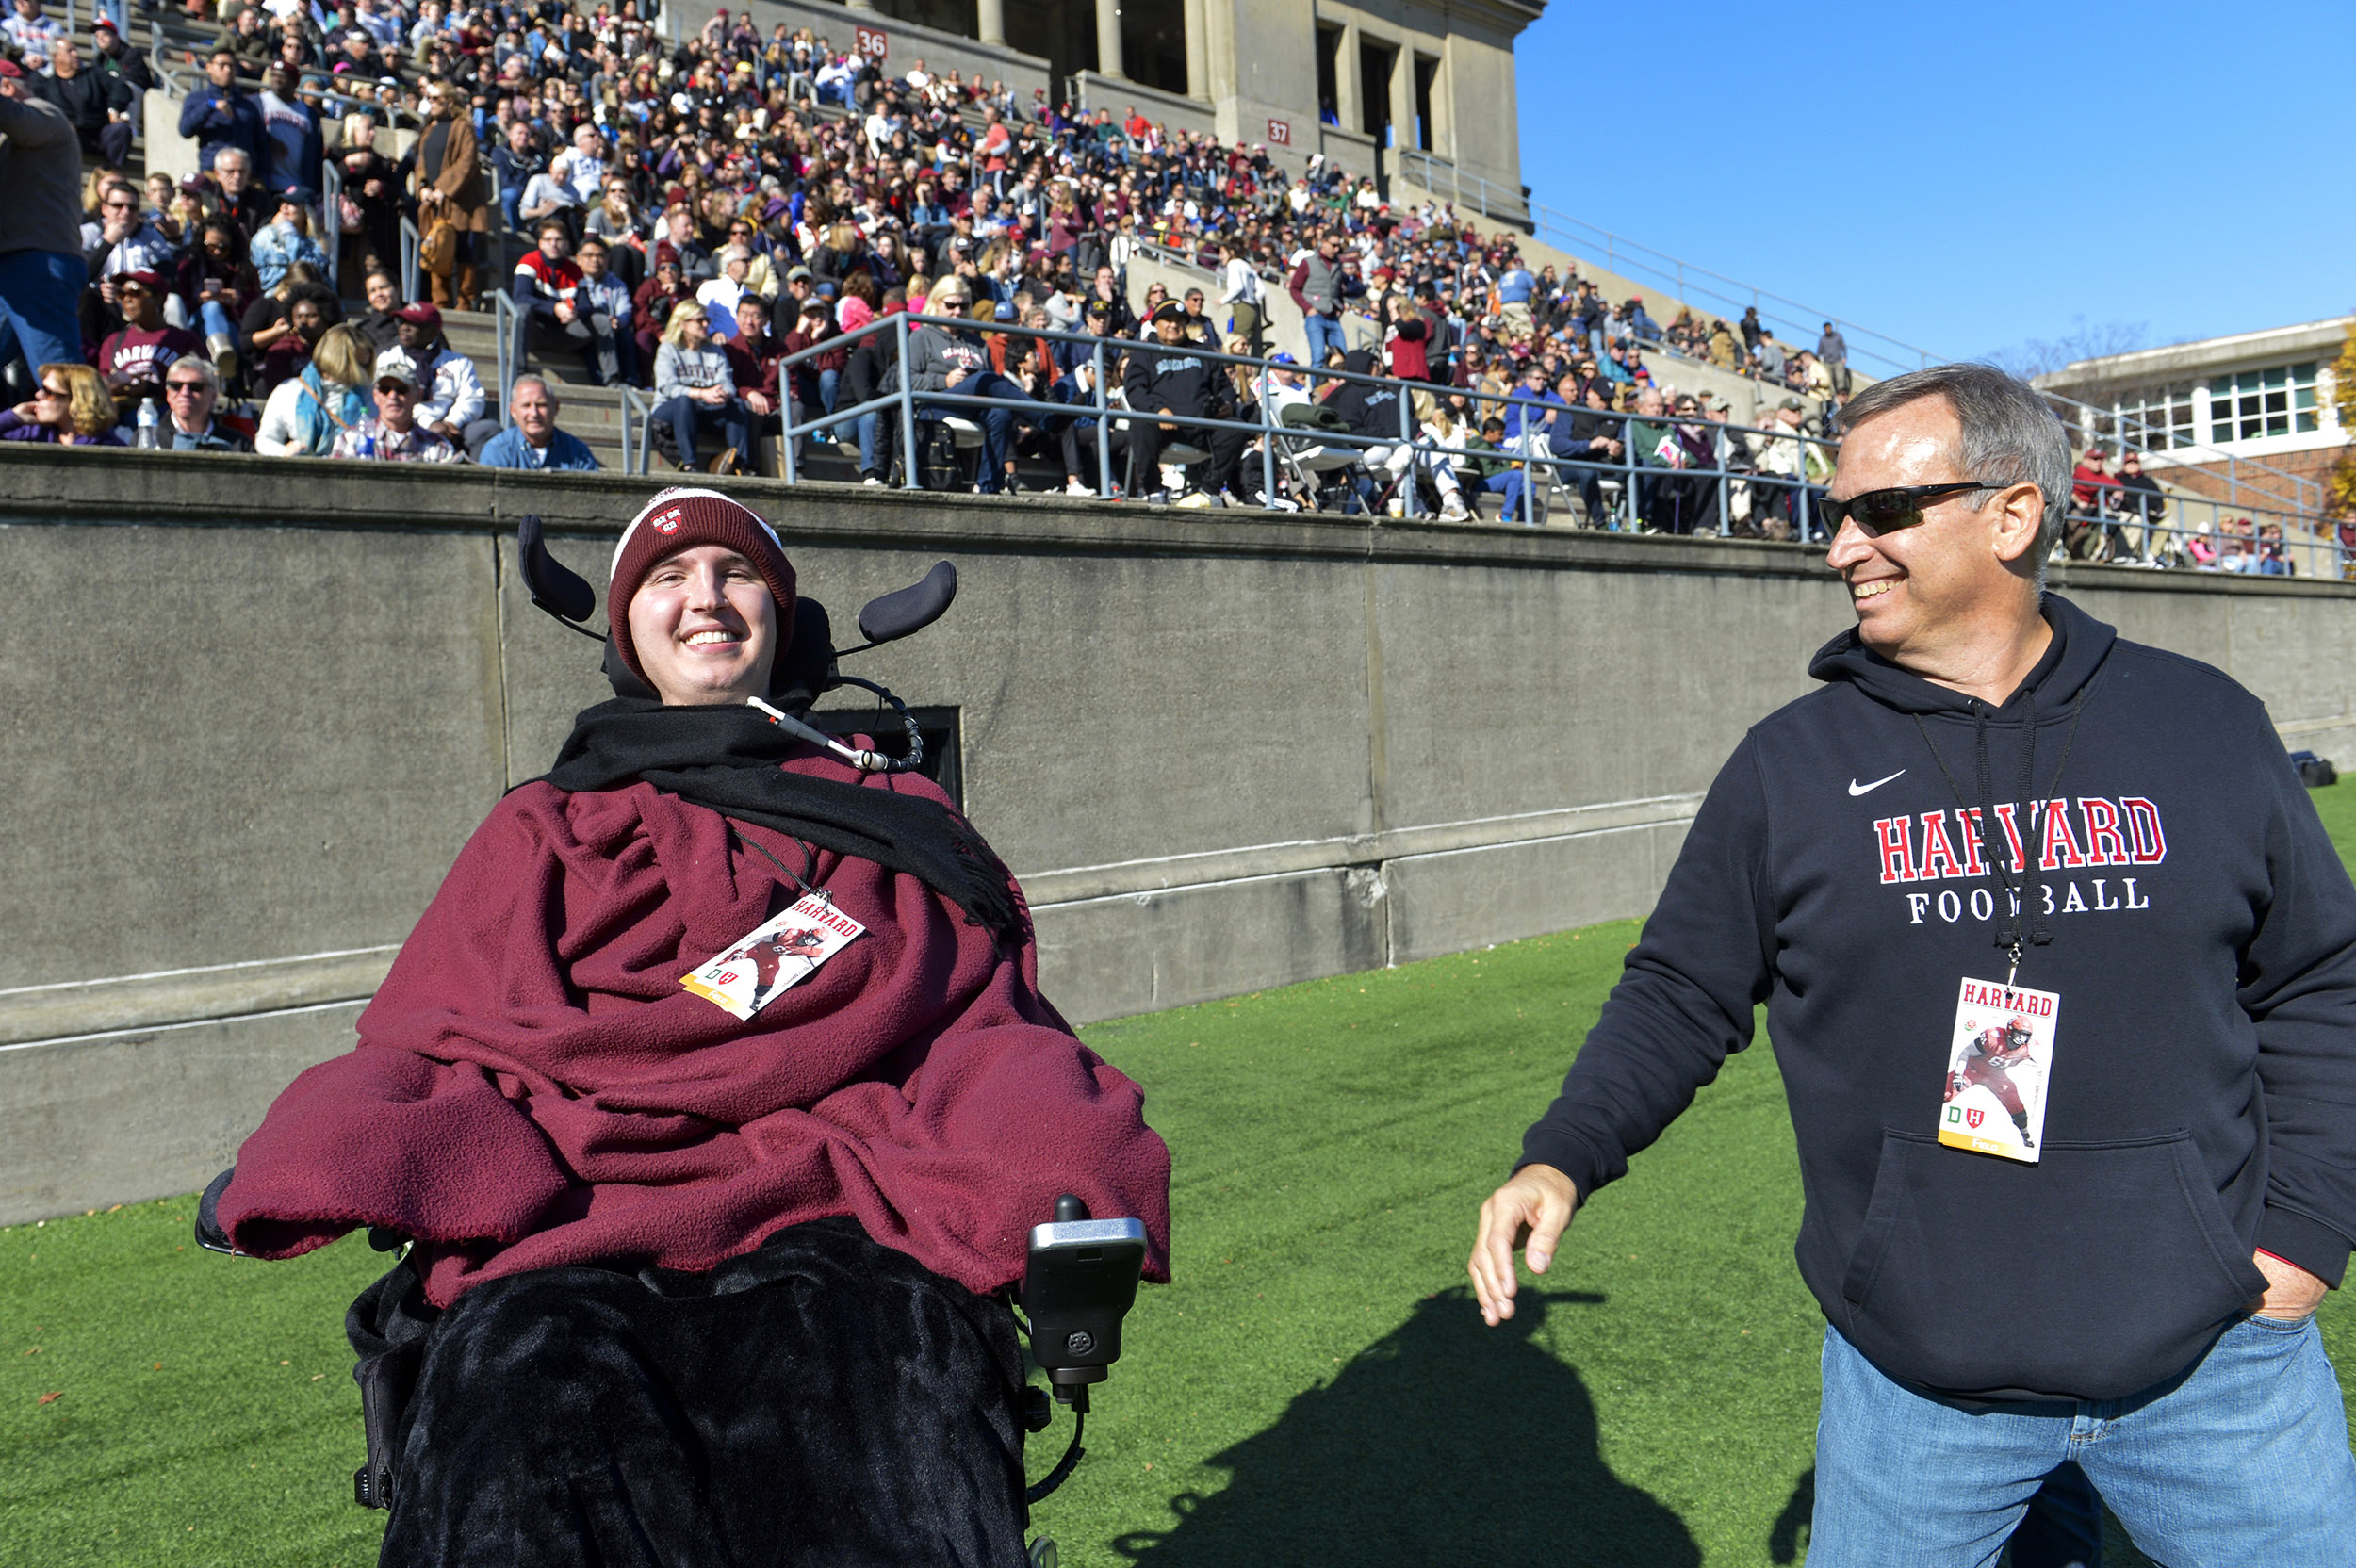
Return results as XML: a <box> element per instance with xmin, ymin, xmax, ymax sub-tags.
<box><xmin>1</xmin><ymin>0</ymin><xmax>2343</xmax><ymax>568</ymax></box>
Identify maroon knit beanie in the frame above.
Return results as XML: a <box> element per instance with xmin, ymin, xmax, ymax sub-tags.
<box><xmin>608</xmin><ymin>486</ymin><xmax>798</xmax><ymax>684</ymax></box>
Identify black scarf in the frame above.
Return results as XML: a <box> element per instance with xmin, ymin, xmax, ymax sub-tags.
<box><xmin>542</xmin><ymin>699</ymin><xmax>1021</xmax><ymax>939</ymax></box>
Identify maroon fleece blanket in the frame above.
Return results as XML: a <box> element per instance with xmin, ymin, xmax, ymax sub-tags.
<box><xmin>221</xmin><ymin>753</ymin><xmax>1172</xmax><ymax>1308</ymax></box>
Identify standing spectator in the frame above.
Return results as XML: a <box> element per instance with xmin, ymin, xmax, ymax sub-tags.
<box><xmin>334</xmin><ymin>110</ymin><xmax>401</xmax><ymax>285</ymax></box>
<box><xmin>250</xmin><ymin>186</ymin><xmax>328</xmax><ymax>292</ymax></box>
<box><xmin>1217</xmin><ymin>239</ymin><xmax>1262</xmax><ymax>357</ymax></box>
<box><xmin>1817</xmin><ymin>321</ymin><xmax>1850</xmax><ymax>396</ymax></box>
<box><xmin>254</xmin><ymin>320</ymin><xmax>371</xmax><ymax>455</ymax></box>
<box><xmin>651</xmin><ymin>298</ymin><xmax>751</xmax><ymax>475</ymax></box>
<box><xmin>331</xmin><ymin>362</ymin><xmax>462</xmax><ymax>462</ymax></box>
<box><xmin>1288</xmin><ymin>230</ymin><xmax>1348</xmax><ymax>368</ymax></box>
<box><xmin>32</xmin><ymin>39</ymin><xmax>134</xmax><ymax>169</ymax></box>
<box><xmin>178</xmin><ymin>47</ymin><xmax>263</xmax><ymax>172</ymax></box>
<box><xmin>474</xmin><ymin>373</ymin><xmax>600</xmax><ymax>470</ymax></box>
<box><xmin>1740</xmin><ymin>305</ymin><xmax>1765</xmax><ymax>357</ymax></box>
<box><xmin>0</xmin><ymin>360</ymin><xmax>122</xmax><ymax>444</ymax></box>
<box><xmin>373</xmin><ymin>301</ymin><xmax>489</xmax><ymax>453</ymax></box>
<box><xmin>411</xmin><ymin>78</ymin><xmax>488</xmax><ymax>310</ymax></box>
<box><xmin>0</xmin><ymin>74</ymin><xmax>82</xmax><ymax>376</ymax></box>
<box><xmin>253</xmin><ymin>63</ymin><xmax>322</xmax><ymax>194</ymax></box>
<box><xmin>95</xmin><ymin>270</ymin><xmax>201</xmax><ymax>410</ymax></box>
<box><xmin>1496</xmin><ymin>253</ymin><xmax>1535</xmax><ymax>341</ymax></box>
<box><xmin>157</xmin><ymin>357</ymin><xmax>253</xmax><ymax>450</ymax></box>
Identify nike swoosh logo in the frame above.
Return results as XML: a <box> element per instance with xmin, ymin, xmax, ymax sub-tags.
<box><xmin>1849</xmin><ymin>770</ymin><xmax>1906</xmax><ymax>797</ymax></box>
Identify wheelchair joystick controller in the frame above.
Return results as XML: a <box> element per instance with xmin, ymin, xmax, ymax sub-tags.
<box><xmin>1018</xmin><ymin>1193</ymin><xmax>1147</xmax><ymax>1506</ymax></box>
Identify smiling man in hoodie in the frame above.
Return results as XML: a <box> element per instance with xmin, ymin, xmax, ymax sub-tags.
<box><xmin>1469</xmin><ymin>363</ymin><xmax>2356</xmax><ymax>1565</ymax></box>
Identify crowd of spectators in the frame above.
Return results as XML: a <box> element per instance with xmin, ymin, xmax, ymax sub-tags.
<box><xmin>13</xmin><ymin>0</ymin><xmax>2255</xmax><ymax>555</ymax></box>
<box><xmin>0</xmin><ymin>0</ymin><xmax>1882</xmax><ymax>512</ymax></box>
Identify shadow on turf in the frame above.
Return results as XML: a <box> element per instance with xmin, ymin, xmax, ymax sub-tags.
<box><xmin>1110</xmin><ymin>1286</ymin><xmax>1699</xmax><ymax>1568</ymax></box>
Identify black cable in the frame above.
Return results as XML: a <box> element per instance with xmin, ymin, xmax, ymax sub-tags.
<box><xmin>826</xmin><ymin>674</ymin><xmax>925</xmax><ymax>771</ymax></box>
<box><xmin>1023</xmin><ymin>1410</ymin><xmax>1086</xmax><ymax>1506</ymax></box>
<box><xmin>725</xmin><ymin>820</ymin><xmax>818</xmax><ymax>899</ymax></box>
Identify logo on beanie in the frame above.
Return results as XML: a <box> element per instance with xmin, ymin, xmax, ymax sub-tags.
<box><xmin>650</xmin><ymin>507</ymin><xmax>685</xmax><ymax>534</ymax></box>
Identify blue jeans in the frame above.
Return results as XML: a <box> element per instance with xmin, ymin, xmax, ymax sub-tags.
<box><xmin>1483</xmin><ymin>469</ymin><xmax>1527</xmax><ymax>522</ymax></box>
<box><xmin>817</xmin><ymin>366</ymin><xmax>842</xmax><ymax>440</ymax></box>
<box><xmin>1808</xmin><ymin>1320</ymin><xmax>2356</xmax><ymax>1567</ymax></box>
<box><xmin>199</xmin><ymin>300</ymin><xmax>236</xmax><ymax>341</ymax></box>
<box><xmin>856</xmin><ymin>408</ymin><xmax>890</xmax><ymax>477</ymax></box>
<box><xmin>655</xmin><ymin>394</ymin><xmax>752</xmax><ymax>469</ymax></box>
<box><xmin>924</xmin><ymin>371</ymin><xmax>1032</xmax><ymax>491</ymax></box>
<box><xmin>0</xmin><ymin>248</ymin><xmax>85</xmax><ymax>375</ymax></box>
<box><xmin>1303</xmin><ymin>311</ymin><xmax>1346</xmax><ymax>369</ymax></box>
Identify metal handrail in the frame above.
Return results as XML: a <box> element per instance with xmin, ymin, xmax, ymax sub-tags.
<box><xmin>320</xmin><ymin>160</ymin><xmax>343</xmax><ymax>292</ymax></box>
<box><xmin>492</xmin><ymin>289</ymin><xmax>521</xmax><ymax>429</ymax></box>
<box><xmin>399</xmin><ymin>214</ymin><xmax>419</xmax><ymax>306</ymax></box>
<box><xmin>618</xmin><ymin>382</ymin><xmax>650</xmax><ymax>475</ymax></box>
<box><xmin>760</xmin><ymin>311</ymin><xmax>1842</xmax><ymax>531</ymax></box>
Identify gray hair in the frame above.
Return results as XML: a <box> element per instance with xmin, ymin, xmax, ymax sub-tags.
<box><xmin>1841</xmin><ymin>364</ymin><xmax>2070</xmax><ymax>559</ymax></box>
<box><xmin>510</xmin><ymin>373</ymin><xmax>554</xmax><ymax>403</ymax></box>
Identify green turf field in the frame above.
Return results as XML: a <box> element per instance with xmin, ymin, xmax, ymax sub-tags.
<box><xmin>10</xmin><ymin>783</ymin><xmax>2356</xmax><ymax>1565</ymax></box>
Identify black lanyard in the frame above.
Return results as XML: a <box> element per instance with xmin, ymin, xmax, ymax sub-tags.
<box><xmin>1911</xmin><ymin>680</ymin><xmax>2092</xmax><ymax>986</ymax></box>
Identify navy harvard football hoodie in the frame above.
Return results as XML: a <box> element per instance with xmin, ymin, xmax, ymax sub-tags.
<box><xmin>1521</xmin><ymin>593</ymin><xmax>2356</xmax><ymax>1401</ymax></box>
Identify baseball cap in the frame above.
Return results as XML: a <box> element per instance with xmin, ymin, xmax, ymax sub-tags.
<box><xmin>786</xmin><ymin>265</ymin><xmax>812</xmax><ymax>282</ymax></box>
<box><xmin>396</xmin><ymin>302</ymin><xmax>443</xmax><ymax>330</ymax></box>
<box><xmin>374</xmin><ymin>365</ymin><xmax>421</xmax><ymax>393</ymax></box>
<box><xmin>1268</xmin><ymin>351</ymin><xmax>1299</xmax><ymax>367</ymax></box>
<box><xmin>1149</xmin><ymin>300</ymin><xmax>1185</xmax><ymax>323</ymax></box>
<box><xmin>118</xmin><ymin>270</ymin><xmax>166</xmax><ymax>292</ymax></box>
<box><xmin>92</xmin><ymin>15</ymin><xmax>118</xmax><ymax>31</ymax></box>
<box><xmin>0</xmin><ymin>59</ymin><xmax>23</xmax><ymax>79</ymax></box>
<box><xmin>1779</xmin><ymin>396</ymin><xmax>1805</xmax><ymax>412</ymax></box>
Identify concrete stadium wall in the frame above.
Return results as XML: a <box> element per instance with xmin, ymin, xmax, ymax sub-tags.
<box><xmin>4</xmin><ymin>447</ymin><xmax>2355</xmax><ymax>1223</ymax></box>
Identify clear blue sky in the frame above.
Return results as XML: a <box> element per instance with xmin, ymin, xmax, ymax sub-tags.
<box><xmin>1513</xmin><ymin>0</ymin><xmax>2354</xmax><ymax>375</ymax></box>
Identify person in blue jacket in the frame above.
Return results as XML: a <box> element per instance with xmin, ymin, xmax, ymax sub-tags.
<box><xmin>175</xmin><ymin>47</ymin><xmax>261</xmax><ymax>172</ymax></box>
<box><xmin>1471</xmin><ymin>362</ymin><xmax>2356</xmax><ymax>1566</ymax></box>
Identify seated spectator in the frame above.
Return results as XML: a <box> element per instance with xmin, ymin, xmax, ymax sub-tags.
<box><xmin>33</xmin><ymin>38</ymin><xmax>134</xmax><ymax>168</ymax></box>
<box><xmin>651</xmin><ymin>298</ymin><xmax>752</xmax><ymax>476</ymax></box>
<box><xmin>2070</xmin><ymin>448</ymin><xmax>2118</xmax><ymax>517</ymax></box>
<box><xmin>250</xmin><ymin>186</ymin><xmax>328</xmax><ymax>291</ymax></box>
<box><xmin>352</xmin><ymin>269</ymin><xmax>403</xmax><ymax>354</ymax></box>
<box><xmin>491</xmin><ymin>116</ymin><xmax>543</xmax><ymax>235</ymax></box>
<box><xmin>1</xmin><ymin>361</ymin><xmax>123</xmax><ymax>445</ymax></box>
<box><xmin>910</xmin><ymin>275</ymin><xmax>1037</xmax><ymax>496</ymax></box>
<box><xmin>96</xmin><ymin>270</ymin><xmax>203</xmax><ymax>413</ymax></box>
<box><xmin>474</xmin><ymin>374</ymin><xmax>600</xmax><ymax>471</ymax></box>
<box><xmin>4</xmin><ymin>0</ymin><xmax>66</xmax><ymax>70</ymax></box>
<box><xmin>1122</xmin><ymin>301</ymin><xmax>1243</xmax><ymax>504</ymax></box>
<box><xmin>83</xmin><ymin>175</ymin><xmax>175</xmax><ymax>280</ymax></box>
<box><xmin>173</xmin><ymin>220</ymin><xmax>263</xmax><ymax>381</ymax></box>
<box><xmin>724</xmin><ymin>291</ymin><xmax>785</xmax><ymax>440</ymax></box>
<box><xmin>574</xmin><ymin>237</ymin><xmax>635</xmax><ymax>384</ymax></box>
<box><xmin>198</xmin><ymin>145</ymin><xmax>272</xmax><ymax>240</ymax></box>
<box><xmin>250</xmin><ymin>284</ymin><xmax>335</xmax><ymax>393</ymax></box>
<box><xmin>632</xmin><ymin>257</ymin><xmax>692</xmax><ymax>383</ymax></box>
<box><xmin>254</xmin><ymin>321</ymin><xmax>372</xmax><ymax>456</ymax></box>
<box><xmin>514</xmin><ymin>218</ymin><xmax>622</xmax><ymax>384</ymax></box>
<box><xmin>373</xmin><ymin>302</ymin><xmax>492</xmax><ymax>455</ymax></box>
<box><xmin>157</xmin><ymin>358</ymin><xmax>254</xmax><ymax>451</ymax></box>
<box><xmin>330</xmin><ymin>363</ymin><xmax>463</xmax><ymax>462</ymax></box>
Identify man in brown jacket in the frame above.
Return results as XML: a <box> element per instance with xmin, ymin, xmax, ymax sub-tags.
<box><xmin>412</xmin><ymin>79</ymin><xmax>486</xmax><ymax>310</ymax></box>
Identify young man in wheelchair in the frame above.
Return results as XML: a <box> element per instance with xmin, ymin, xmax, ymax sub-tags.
<box><xmin>205</xmin><ymin>489</ymin><xmax>1173</xmax><ymax>1566</ymax></box>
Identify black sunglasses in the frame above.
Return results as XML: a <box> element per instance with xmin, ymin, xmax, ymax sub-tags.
<box><xmin>1819</xmin><ymin>481</ymin><xmax>1995</xmax><ymax>534</ymax></box>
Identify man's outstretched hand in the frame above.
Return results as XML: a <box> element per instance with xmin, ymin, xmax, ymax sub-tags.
<box><xmin>1468</xmin><ymin>1163</ymin><xmax>1579</xmax><ymax>1326</ymax></box>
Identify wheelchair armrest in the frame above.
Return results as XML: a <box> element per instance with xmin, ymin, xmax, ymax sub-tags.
<box><xmin>195</xmin><ymin>1167</ymin><xmax>239</xmax><ymax>1255</ymax></box>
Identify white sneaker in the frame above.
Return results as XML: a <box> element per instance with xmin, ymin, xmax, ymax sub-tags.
<box><xmin>1065</xmin><ymin>479</ymin><xmax>1095</xmax><ymax>497</ymax></box>
<box><xmin>1441</xmin><ymin>498</ymin><xmax>1471</xmax><ymax>521</ymax></box>
<box><xmin>861</xmin><ymin>475</ymin><xmax>884</xmax><ymax>486</ymax></box>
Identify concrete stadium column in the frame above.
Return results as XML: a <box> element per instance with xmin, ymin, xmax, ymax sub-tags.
<box><xmin>1095</xmin><ymin>0</ymin><xmax>1126</xmax><ymax>80</ymax></box>
<box><xmin>1183</xmin><ymin>0</ymin><xmax>1207</xmax><ymax>100</ymax></box>
<box><xmin>976</xmin><ymin>0</ymin><xmax>1006</xmax><ymax>44</ymax></box>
